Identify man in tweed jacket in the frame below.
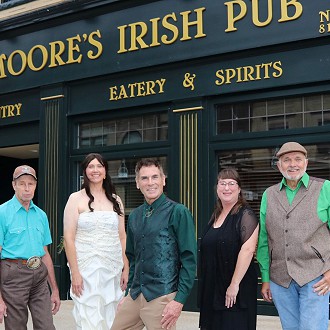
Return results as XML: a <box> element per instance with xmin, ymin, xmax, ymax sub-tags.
<box><xmin>257</xmin><ymin>142</ymin><xmax>330</xmax><ymax>330</ymax></box>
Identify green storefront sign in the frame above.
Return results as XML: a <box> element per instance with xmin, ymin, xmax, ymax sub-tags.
<box><xmin>0</xmin><ymin>0</ymin><xmax>328</xmax><ymax>94</ymax></box>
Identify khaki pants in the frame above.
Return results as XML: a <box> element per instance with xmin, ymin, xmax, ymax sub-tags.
<box><xmin>111</xmin><ymin>292</ymin><xmax>177</xmax><ymax>330</ymax></box>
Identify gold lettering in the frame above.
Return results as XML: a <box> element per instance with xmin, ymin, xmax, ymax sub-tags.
<box><xmin>252</xmin><ymin>0</ymin><xmax>273</xmax><ymax>27</ymax></box>
<box><xmin>320</xmin><ymin>10</ymin><xmax>330</xmax><ymax>23</ymax></box>
<box><xmin>162</xmin><ymin>13</ymin><xmax>179</xmax><ymax>44</ymax></box>
<box><xmin>136</xmin><ymin>82</ymin><xmax>145</xmax><ymax>96</ymax></box>
<box><xmin>215</xmin><ymin>69</ymin><xmax>225</xmax><ymax>85</ymax></box>
<box><xmin>49</xmin><ymin>40</ymin><xmax>66</xmax><ymax>68</ymax></box>
<box><xmin>145</xmin><ymin>80</ymin><xmax>156</xmax><ymax>95</ymax></box>
<box><xmin>254</xmin><ymin>64</ymin><xmax>262</xmax><ymax>80</ymax></box>
<box><xmin>225</xmin><ymin>0</ymin><xmax>247</xmax><ymax>32</ymax></box>
<box><xmin>0</xmin><ymin>54</ymin><xmax>7</xmax><ymax>78</ymax></box>
<box><xmin>87</xmin><ymin>30</ymin><xmax>103</xmax><ymax>59</ymax></box>
<box><xmin>156</xmin><ymin>78</ymin><xmax>166</xmax><ymax>93</ymax></box>
<box><xmin>181</xmin><ymin>7</ymin><xmax>206</xmax><ymax>41</ymax></box>
<box><xmin>7</xmin><ymin>50</ymin><xmax>27</xmax><ymax>76</ymax></box>
<box><xmin>15</xmin><ymin>103</ymin><xmax>22</xmax><ymax>115</ymax></box>
<box><xmin>215</xmin><ymin>61</ymin><xmax>283</xmax><ymax>85</ymax></box>
<box><xmin>236</xmin><ymin>67</ymin><xmax>243</xmax><ymax>82</ymax></box>
<box><xmin>0</xmin><ymin>106</ymin><xmax>6</xmax><ymax>118</ymax></box>
<box><xmin>118</xmin><ymin>7</ymin><xmax>206</xmax><ymax>53</ymax></box>
<box><xmin>272</xmin><ymin>61</ymin><xmax>283</xmax><ymax>77</ymax></box>
<box><xmin>109</xmin><ymin>79</ymin><xmax>166</xmax><ymax>102</ymax></box>
<box><xmin>27</xmin><ymin>45</ymin><xmax>48</xmax><ymax>71</ymax></box>
<box><xmin>128</xmin><ymin>22</ymin><xmax>149</xmax><ymax>51</ymax></box>
<box><xmin>226</xmin><ymin>68</ymin><xmax>237</xmax><ymax>84</ymax></box>
<box><xmin>118</xmin><ymin>85</ymin><xmax>129</xmax><ymax>99</ymax></box>
<box><xmin>117</xmin><ymin>25</ymin><xmax>128</xmax><ymax>54</ymax></box>
<box><xmin>243</xmin><ymin>66</ymin><xmax>255</xmax><ymax>81</ymax></box>
<box><xmin>66</xmin><ymin>35</ymin><xmax>83</xmax><ymax>64</ymax></box>
<box><xmin>278</xmin><ymin>0</ymin><xmax>303</xmax><ymax>23</ymax></box>
<box><xmin>0</xmin><ymin>103</ymin><xmax>22</xmax><ymax>118</ymax></box>
<box><xmin>7</xmin><ymin>105</ymin><xmax>15</xmax><ymax>117</ymax></box>
<box><xmin>109</xmin><ymin>86</ymin><xmax>118</xmax><ymax>101</ymax></box>
<box><xmin>261</xmin><ymin>62</ymin><xmax>272</xmax><ymax>78</ymax></box>
<box><xmin>128</xmin><ymin>83</ymin><xmax>137</xmax><ymax>97</ymax></box>
<box><xmin>150</xmin><ymin>18</ymin><xmax>161</xmax><ymax>47</ymax></box>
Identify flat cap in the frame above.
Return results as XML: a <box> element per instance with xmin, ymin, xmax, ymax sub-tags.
<box><xmin>13</xmin><ymin>165</ymin><xmax>37</xmax><ymax>180</ymax></box>
<box><xmin>276</xmin><ymin>142</ymin><xmax>307</xmax><ymax>158</ymax></box>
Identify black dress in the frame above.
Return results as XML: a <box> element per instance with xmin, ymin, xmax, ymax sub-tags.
<box><xmin>199</xmin><ymin>206</ymin><xmax>258</xmax><ymax>330</ymax></box>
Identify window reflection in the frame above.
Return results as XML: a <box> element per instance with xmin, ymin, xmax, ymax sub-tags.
<box><xmin>78</xmin><ymin>112</ymin><xmax>168</xmax><ymax>148</ymax></box>
<box><xmin>216</xmin><ymin>93</ymin><xmax>330</xmax><ymax>134</ymax></box>
<box><xmin>217</xmin><ymin>143</ymin><xmax>330</xmax><ymax>217</ymax></box>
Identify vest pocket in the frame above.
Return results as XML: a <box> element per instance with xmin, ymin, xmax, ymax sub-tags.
<box><xmin>270</xmin><ymin>249</ymin><xmax>273</xmax><ymax>266</ymax></box>
<box><xmin>311</xmin><ymin>246</ymin><xmax>325</xmax><ymax>263</ymax></box>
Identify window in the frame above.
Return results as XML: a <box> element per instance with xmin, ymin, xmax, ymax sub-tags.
<box><xmin>216</xmin><ymin>143</ymin><xmax>330</xmax><ymax>216</ymax></box>
<box><xmin>78</xmin><ymin>112</ymin><xmax>168</xmax><ymax>148</ymax></box>
<box><xmin>216</xmin><ymin>93</ymin><xmax>330</xmax><ymax>135</ymax></box>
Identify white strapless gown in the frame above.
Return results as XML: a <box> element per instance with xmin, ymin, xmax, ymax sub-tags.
<box><xmin>69</xmin><ymin>211</ymin><xmax>124</xmax><ymax>330</ymax></box>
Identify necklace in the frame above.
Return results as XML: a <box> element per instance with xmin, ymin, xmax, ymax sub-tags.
<box><xmin>145</xmin><ymin>207</ymin><xmax>153</xmax><ymax>218</ymax></box>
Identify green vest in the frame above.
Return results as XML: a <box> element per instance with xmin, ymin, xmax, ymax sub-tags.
<box><xmin>128</xmin><ymin>196</ymin><xmax>180</xmax><ymax>301</ymax></box>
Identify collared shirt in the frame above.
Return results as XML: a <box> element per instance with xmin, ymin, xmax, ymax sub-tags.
<box><xmin>257</xmin><ymin>173</ymin><xmax>330</xmax><ymax>282</ymax></box>
<box><xmin>126</xmin><ymin>193</ymin><xmax>197</xmax><ymax>304</ymax></box>
<box><xmin>0</xmin><ymin>195</ymin><xmax>52</xmax><ymax>259</ymax></box>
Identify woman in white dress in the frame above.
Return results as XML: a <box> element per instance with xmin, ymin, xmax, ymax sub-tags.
<box><xmin>63</xmin><ymin>153</ymin><xmax>129</xmax><ymax>330</ymax></box>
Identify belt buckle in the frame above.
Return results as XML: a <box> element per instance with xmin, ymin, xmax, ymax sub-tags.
<box><xmin>26</xmin><ymin>256</ymin><xmax>41</xmax><ymax>270</ymax></box>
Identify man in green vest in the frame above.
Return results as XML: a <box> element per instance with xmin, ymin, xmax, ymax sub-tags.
<box><xmin>257</xmin><ymin>142</ymin><xmax>330</xmax><ymax>330</ymax></box>
<box><xmin>111</xmin><ymin>158</ymin><xmax>197</xmax><ymax>330</ymax></box>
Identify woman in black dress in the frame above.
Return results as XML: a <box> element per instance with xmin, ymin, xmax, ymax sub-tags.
<box><xmin>199</xmin><ymin>168</ymin><xmax>259</xmax><ymax>330</ymax></box>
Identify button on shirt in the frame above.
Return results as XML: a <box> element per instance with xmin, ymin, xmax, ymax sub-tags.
<box><xmin>257</xmin><ymin>173</ymin><xmax>330</xmax><ymax>282</ymax></box>
<box><xmin>0</xmin><ymin>195</ymin><xmax>52</xmax><ymax>259</ymax></box>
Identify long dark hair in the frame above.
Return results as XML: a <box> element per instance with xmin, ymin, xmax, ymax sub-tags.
<box><xmin>211</xmin><ymin>168</ymin><xmax>248</xmax><ymax>224</ymax></box>
<box><xmin>81</xmin><ymin>153</ymin><xmax>122</xmax><ymax>215</ymax></box>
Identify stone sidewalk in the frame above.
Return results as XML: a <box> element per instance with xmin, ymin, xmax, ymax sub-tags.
<box><xmin>1</xmin><ymin>300</ymin><xmax>329</xmax><ymax>329</ymax></box>
<box><xmin>0</xmin><ymin>300</ymin><xmax>285</xmax><ymax>329</ymax></box>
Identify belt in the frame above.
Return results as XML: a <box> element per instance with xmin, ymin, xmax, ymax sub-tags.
<box><xmin>5</xmin><ymin>258</ymin><xmax>28</xmax><ymax>265</ymax></box>
<box><xmin>4</xmin><ymin>256</ymin><xmax>42</xmax><ymax>269</ymax></box>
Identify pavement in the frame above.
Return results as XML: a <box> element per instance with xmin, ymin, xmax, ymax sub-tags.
<box><xmin>0</xmin><ymin>300</ymin><xmax>284</xmax><ymax>330</ymax></box>
<box><xmin>0</xmin><ymin>300</ymin><xmax>328</xmax><ymax>329</ymax></box>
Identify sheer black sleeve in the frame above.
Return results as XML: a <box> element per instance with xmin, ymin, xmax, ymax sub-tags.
<box><xmin>240</xmin><ymin>207</ymin><xmax>259</xmax><ymax>245</ymax></box>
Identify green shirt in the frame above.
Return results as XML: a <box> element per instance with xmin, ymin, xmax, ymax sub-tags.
<box><xmin>257</xmin><ymin>173</ymin><xmax>330</xmax><ymax>282</ymax></box>
<box><xmin>126</xmin><ymin>193</ymin><xmax>197</xmax><ymax>304</ymax></box>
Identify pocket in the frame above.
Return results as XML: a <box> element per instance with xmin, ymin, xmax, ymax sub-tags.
<box><xmin>1</xmin><ymin>262</ymin><xmax>14</xmax><ymax>285</ymax></box>
<box><xmin>270</xmin><ymin>248</ymin><xmax>273</xmax><ymax>266</ymax></box>
<box><xmin>311</xmin><ymin>246</ymin><xmax>325</xmax><ymax>263</ymax></box>
<box><xmin>35</xmin><ymin>225</ymin><xmax>45</xmax><ymax>246</ymax></box>
<box><xmin>8</xmin><ymin>227</ymin><xmax>26</xmax><ymax>247</ymax></box>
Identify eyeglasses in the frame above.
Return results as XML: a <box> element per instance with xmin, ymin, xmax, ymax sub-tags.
<box><xmin>218</xmin><ymin>181</ymin><xmax>238</xmax><ymax>188</ymax></box>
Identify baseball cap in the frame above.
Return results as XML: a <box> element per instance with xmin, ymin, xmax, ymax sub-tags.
<box><xmin>13</xmin><ymin>165</ymin><xmax>37</xmax><ymax>181</ymax></box>
<box><xmin>276</xmin><ymin>142</ymin><xmax>307</xmax><ymax>158</ymax></box>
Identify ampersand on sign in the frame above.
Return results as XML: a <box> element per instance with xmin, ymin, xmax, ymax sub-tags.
<box><xmin>183</xmin><ymin>73</ymin><xmax>196</xmax><ymax>91</ymax></box>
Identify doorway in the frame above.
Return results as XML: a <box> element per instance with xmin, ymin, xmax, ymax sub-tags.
<box><xmin>0</xmin><ymin>144</ymin><xmax>39</xmax><ymax>204</ymax></box>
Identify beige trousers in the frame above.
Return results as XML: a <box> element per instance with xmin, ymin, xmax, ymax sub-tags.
<box><xmin>111</xmin><ymin>292</ymin><xmax>177</xmax><ymax>330</ymax></box>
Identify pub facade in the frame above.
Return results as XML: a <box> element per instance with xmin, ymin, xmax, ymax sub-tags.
<box><xmin>0</xmin><ymin>0</ymin><xmax>329</xmax><ymax>314</ymax></box>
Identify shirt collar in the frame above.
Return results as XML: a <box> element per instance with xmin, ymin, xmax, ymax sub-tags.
<box><xmin>144</xmin><ymin>193</ymin><xmax>166</xmax><ymax>210</ymax></box>
<box><xmin>279</xmin><ymin>172</ymin><xmax>309</xmax><ymax>190</ymax></box>
<box><xmin>12</xmin><ymin>195</ymin><xmax>36</xmax><ymax>212</ymax></box>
